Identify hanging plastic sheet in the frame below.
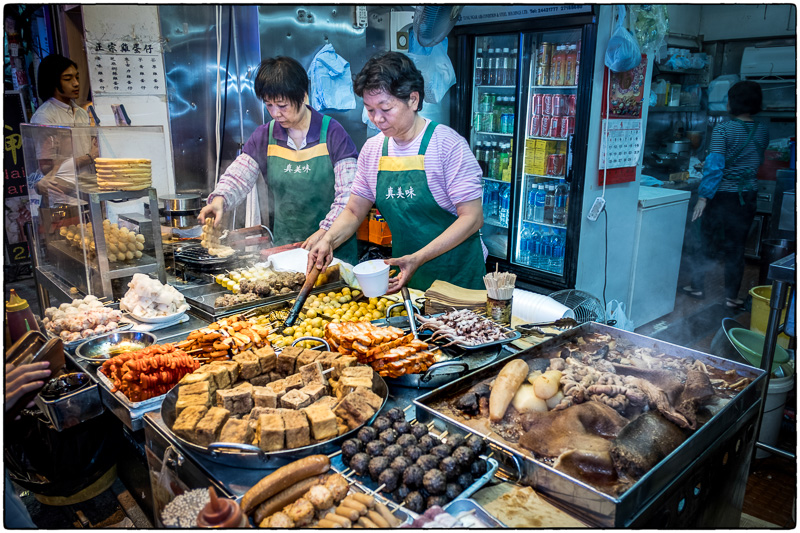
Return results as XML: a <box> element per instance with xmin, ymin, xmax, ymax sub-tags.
<box><xmin>308</xmin><ymin>43</ymin><xmax>356</xmax><ymax>112</ymax></box>
<box><xmin>605</xmin><ymin>5</ymin><xmax>641</xmax><ymax>73</ymax></box>
<box><xmin>406</xmin><ymin>30</ymin><xmax>455</xmax><ymax>104</ymax></box>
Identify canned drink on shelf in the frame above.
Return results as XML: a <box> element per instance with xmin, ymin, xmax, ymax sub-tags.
<box><xmin>473</xmin><ymin>112</ymin><xmax>483</xmax><ymax>132</ymax></box>
<box><xmin>532</xmin><ymin>93</ymin><xmax>543</xmax><ymax>115</ymax></box>
<box><xmin>552</xmin><ymin>94</ymin><xmax>565</xmax><ymax>117</ymax></box>
<box><xmin>540</xmin><ymin>116</ymin><xmax>551</xmax><ymax>138</ymax></box>
<box><xmin>565</xmin><ymin>116</ymin><xmax>575</xmax><ymax>136</ymax></box>
<box><xmin>559</xmin><ymin>115</ymin><xmax>570</xmax><ymax>138</ymax></box>
<box><xmin>542</xmin><ymin>93</ymin><xmax>553</xmax><ymax>116</ymax></box>
<box><xmin>482</xmin><ymin>112</ymin><xmax>494</xmax><ymax>132</ymax></box>
<box><xmin>567</xmin><ymin>94</ymin><xmax>577</xmax><ymax>116</ymax></box>
<box><xmin>536</xmin><ymin>43</ymin><xmax>552</xmax><ymax>85</ymax></box>
<box><xmin>529</xmin><ymin>113</ymin><xmax>541</xmax><ymax>137</ymax></box>
<box><xmin>552</xmin><ymin>154</ymin><xmax>565</xmax><ymax>175</ymax></box>
<box><xmin>546</xmin><ymin>154</ymin><xmax>558</xmax><ymax>175</ymax></box>
<box><xmin>549</xmin><ymin>116</ymin><xmax>561</xmax><ymax>138</ymax></box>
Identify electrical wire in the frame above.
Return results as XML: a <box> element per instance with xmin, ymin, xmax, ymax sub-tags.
<box><xmin>602</xmin><ymin>208</ymin><xmax>608</xmax><ymax>317</ymax></box>
<box><xmin>214</xmin><ymin>5</ymin><xmax>223</xmax><ymax>186</ymax></box>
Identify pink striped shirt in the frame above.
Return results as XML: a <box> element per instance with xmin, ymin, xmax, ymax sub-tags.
<box><xmin>350</xmin><ymin>120</ymin><xmax>482</xmax><ymax>211</ymax></box>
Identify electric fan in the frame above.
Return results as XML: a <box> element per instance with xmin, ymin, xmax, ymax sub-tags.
<box><xmin>548</xmin><ymin>289</ymin><xmax>606</xmax><ymax>325</ymax></box>
<box><xmin>412</xmin><ymin>5</ymin><xmax>463</xmax><ymax>47</ymax></box>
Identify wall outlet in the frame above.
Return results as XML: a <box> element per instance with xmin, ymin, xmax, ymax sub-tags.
<box><xmin>354</xmin><ymin>6</ymin><xmax>368</xmax><ymax>28</ymax></box>
<box><xmin>587</xmin><ymin>196</ymin><xmax>606</xmax><ymax>221</ymax></box>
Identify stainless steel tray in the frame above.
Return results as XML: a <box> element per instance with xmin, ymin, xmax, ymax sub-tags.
<box><xmin>413</xmin><ymin>322</ymin><xmax>767</xmax><ymax>528</ymax></box>
<box><xmin>444</xmin><ymin>498</ymin><xmax>506</xmax><ymax>528</ymax></box>
<box><xmin>415</xmin><ymin>312</ymin><xmax>522</xmax><ymax>351</ymax></box>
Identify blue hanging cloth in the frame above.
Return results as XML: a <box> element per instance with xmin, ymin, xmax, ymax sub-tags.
<box><xmin>308</xmin><ymin>43</ymin><xmax>356</xmax><ymax>112</ymax></box>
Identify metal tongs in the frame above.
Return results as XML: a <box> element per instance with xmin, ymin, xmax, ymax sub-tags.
<box><xmin>401</xmin><ymin>286</ymin><xmax>419</xmax><ymax>339</ymax></box>
<box><xmin>515</xmin><ymin>317</ymin><xmax>579</xmax><ymax>337</ymax></box>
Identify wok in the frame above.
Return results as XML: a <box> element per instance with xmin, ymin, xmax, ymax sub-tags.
<box><xmin>160</xmin><ymin>371</ymin><xmax>389</xmax><ymax>469</ymax></box>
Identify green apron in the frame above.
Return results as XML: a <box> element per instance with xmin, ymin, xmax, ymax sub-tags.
<box><xmin>374</xmin><ymin>121</ymin><xmax>486</xmax><ymax>291</ymax></box>
<box><xmin>266</xmin><ymin>116</ymin><xmax>357</xmax><ymax>263</ymax></box>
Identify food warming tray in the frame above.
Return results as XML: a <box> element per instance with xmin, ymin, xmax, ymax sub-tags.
<box><xmin>413</xmin><ymin>322</ymin><xmax>767</xmax><ymax>528</ymax></box>
<box><xmin>160</xmin><ymin>372</ymin><xmax>390</xmax><ymax>469</ymax></box>
<box><xmin>413</xmin><ymin>312</ymin><xmax>522</xmax><ymax>351</ymax></box>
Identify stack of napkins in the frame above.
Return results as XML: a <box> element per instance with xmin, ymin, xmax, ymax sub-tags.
<box><xmin>424</xmin><ymin>280</ymin><xmax>487</xmax><ymax>315</ymax></box>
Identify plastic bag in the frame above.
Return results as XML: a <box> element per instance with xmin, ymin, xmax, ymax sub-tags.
<box><xmin>308</xmin><ymin>43</ymin><xmax>356</xmax><ymax>112</ymax></box>
<box><xmin>606</xmin><ymin>299</ymin><xmax>635</xmax><ymax>331</ymax></box>
<box><xmin>605</xmin><ymin>5</ymin><xmax>641</xmax><ymax>73</ymax></box>
<box><xmin>406</xmin><ymin>30</ymin><xmax>455</xmax><ymax>104</ymax></box>
<box><xmin>627</xmin><ymin>4</ymin><xmax>669</xmax><ymax>54</ymax></box>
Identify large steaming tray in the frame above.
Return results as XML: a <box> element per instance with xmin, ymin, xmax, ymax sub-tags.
<box><xmin>414</xmin><ymin>322</ymin><xmax>766</xmax><ymax>528</ymax></box>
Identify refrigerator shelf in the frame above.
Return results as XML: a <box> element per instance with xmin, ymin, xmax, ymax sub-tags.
<box><xmin>522</xmin><ymin>218</ymin><xmax>567</xmax><ymax>230</ymax></box>
<box><xmin>484</xmin><ymin>216</ymin><xmax>508</xmax><ymax>229</ymax></box>
<box><xmin>531</xmin><ymin>85</ymin><xmax>578</xmax><ymax>90</ymax></box>
<box><xmin>475</xmin><ymin>131</ymin><xmax>514</xmax><ymax>137</ymax></box>
<box><xmin>527</xmin><ymin>135</ymin><xmax>568</xmax><ymax>142</ymax></box>
<box><xmin>483</xmin><ymin>177</ymin><xmax>510</xmax><ymax>184</ymax></box>
<box><xmin>476</xmin><ymin>85</ymin><xmax>516</xmax><ymax>89</ymax></box>
<box><xmin>525</xmin><ymin>173</ymin><xmax>565</xmax><ymax>180</ymax></box>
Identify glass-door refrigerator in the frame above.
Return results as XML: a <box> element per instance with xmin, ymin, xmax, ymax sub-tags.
<box><xmin>453</xmin><ymin>13</ymin><xmax>596</xmax><ymax>290</ymax></box>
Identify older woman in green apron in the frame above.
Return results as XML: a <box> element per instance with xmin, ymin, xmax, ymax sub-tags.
<box><xmin>307</xmin><ymin>52</ymin><xmax>486</xmax><ymax>293</ymax></box>
<box><xmin>199</xmin><ymin>56</ymin><xmax>358</xmax><ymax>263</ymax></box>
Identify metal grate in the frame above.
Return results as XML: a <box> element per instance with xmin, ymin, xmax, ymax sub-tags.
<box><xmin>174</xmin><ymin>245</ymin><xmax>237</xmax><ymax>267</ymax></box>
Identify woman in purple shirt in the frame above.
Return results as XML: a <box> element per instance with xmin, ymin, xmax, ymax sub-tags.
<box><xmin>199</xmin><ymin>57</ymin><xmax>359</xmax><ymax>263</ymax></box>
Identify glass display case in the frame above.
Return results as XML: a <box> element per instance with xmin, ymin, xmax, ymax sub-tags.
<box><xmin>21</xmin><ymin>124</ymin><xmax>167</xmax><ymax>304</ymax></box>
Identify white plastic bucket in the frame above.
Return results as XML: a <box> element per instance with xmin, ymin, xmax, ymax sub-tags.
<box><xmin>352</xmin><ymin>260</ymin><xmax>390</xmax><ymax>297</ymax></box>
<box><xmin>756</xmin><ymin>373</ymin><xmax>795</xmax><ymax>458</ymax></box>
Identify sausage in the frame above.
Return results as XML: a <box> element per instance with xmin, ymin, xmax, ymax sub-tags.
<box><xmin>334</xmin><ymin>505</ymin><xmax>360</xmax><ymax>522</ymax></box>
<box><xmin>349</xmin><ymin>493</ymin><xmax>375</xmax><ymax>508</ymax></box>
<box><xmin>241</xmin><ymin>455</ymin><xmax>330</xmax><ymax>514</ymax></box>
<box><xmin>366</xmin><ymin>510</ymin><xmax>390</xmax><ymax>528</ymax></box>
<box><xmin>374</xmin><ymin>501</ymin><xmax>401</xmax><ymax>528</ymax></box>
<box><xmin>316</xmin><ymin>519</ymin><xmax>342</xmax><ymax>528</ymax></box>
<box><xmin>340</xmin><ymin>497</ymin><xmax>368</xmax><ymax>515</ymax></box>
<box><xmin>358</xmin><ymin>516</ymin><xmax>380</xmax><ymax>528</ymax></box>
<box><xmin>323</xmin><ymin>512</ymin><xmax>352</xmax><ymax>528</ymax></box>
<box><xmin>252</xmin><ymin>475</ymin><xmax>328</xmax><ymax>524</ymax></box>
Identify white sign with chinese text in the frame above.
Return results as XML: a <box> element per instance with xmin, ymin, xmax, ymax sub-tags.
<box><xmin>86</xmin><ymin>40</ymin><xmax>166</xmax><ymax>96</ymax></box>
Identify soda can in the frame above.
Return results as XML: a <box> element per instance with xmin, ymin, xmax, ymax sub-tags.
<box><xmin>552</xmin><ymin>154</ymin><xmax>565</xmax><ymax>175</ymax></box>
<box><xmin>536</xmin><ymin>43</ymin><xmax>552</xmax><ymax>85</ymax></box>
<box><xmin>567</xmin><ymin>94</ymin><xmax>577</xmax><ymax>116</ymax></box>
<box><xmin>552</xmin><ymin>94</ymin><xmax>565</xmax><ymax>117</ymax></box>
<box><xmin>559</xmin><ymin>115</ymin><xmax>570</xmax><ymax>138</ymax></box>
<box><xmin>529</xmin><ymin>113</ymin><xmax>541</xmax><ymax>137</ymax></box>
<box><xmin>532</xmin><ymin>93</ymin><xmax>543</xmax><ymax>115</ymax></box>
<box><xmin>540</xmin><ymin>116</ymin><xmax>551</xmax><ymax>138</ymax></box>
<box><xmin>566</xmin><ymin>116</ymin><xmax>575</xmax><ymax>136</ymax></box>
<box><xmin>546</xmin><ymin>154</ymin><xmax>558</xmax><ymax>176</ymax></box>
<box><xmin>473</xmin><ymin>112</ymin><xmax>482</xmax><ymax>132</ymax></box>
<box><xmin>482</xmin><ymin>112</ymin><xmax>494</xmax><ymax>132</ymax></box>
<box><xmin>500</xmin><ymin>114</ymin><xmax>509</xmax><ymax>134</ymax></box>
<box><xmin>542</xmin><ymin>93</ymin><xmax>553</xmax><ymax>116</ymax></box>
<box><xmin>549</xmin><ymin>116</ymin><xmax>561</xmax><ymax>138</ymax></box>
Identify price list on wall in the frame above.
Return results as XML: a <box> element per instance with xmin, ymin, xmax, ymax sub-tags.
<box><xmin>86</xmin><ymin>40</ymin><xmax>166</xmax><ymax>96</ymax></box>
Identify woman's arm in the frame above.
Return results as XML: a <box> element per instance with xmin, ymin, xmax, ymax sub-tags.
<box><xmin>307</xmin><ymin>193</ymin><xmax>373</xmax><ymax>272</ymax></box>
<box><xmin>198</xmin><ymin>153</ymin><xmax>261</xmax><ymax>225</ymax></box>
<box><xmin>386</xmin><ymin>198</ymin><xmax>483</xmax><ymax>293</ymax></box>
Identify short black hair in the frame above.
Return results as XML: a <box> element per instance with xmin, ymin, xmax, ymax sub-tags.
<box><xmin>728</xmin><ymin>80</ymin><xmax>762</xmax><ymax>116</ymax></box>
<box><xmin>253</xmin><ymin>56</ymin><xmax>308</xmax><ymax>110</ymax></box>
<box><xmin>37</xmin><ymin>54</ymin><xmax>77</xmax><ymax>101</ymax></box>
<box><xmin>353</xmin><ymin>51</ymin><xmax>425</xmax><ymax>112</ymax></box>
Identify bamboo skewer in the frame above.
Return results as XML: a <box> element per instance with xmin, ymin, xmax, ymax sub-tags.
<box><xmin>328</xmin><ymin>450</ymin><xmax>343</xmax><ymax>458</ymax></box>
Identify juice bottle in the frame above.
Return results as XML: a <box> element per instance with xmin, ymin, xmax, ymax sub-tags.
<box><xmin>565</xmin><ymin>44</ymin><xmax>578</xmax><ymax>86</ymax></box>
<box><xmin>551</xmin><ymin>45</ymin><xmax>566</xmax><ymax>86</ymax></box>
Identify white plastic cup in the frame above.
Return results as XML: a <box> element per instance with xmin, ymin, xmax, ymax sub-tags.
<box><xmin>352</xmin><ymin>259</ymin><xmax>390</xmax><ymax>297</ymax></box>
<box><xmin>512</xmin><ymin>289</ymin><xmax>574</xmax><ymax>323</ymax></box>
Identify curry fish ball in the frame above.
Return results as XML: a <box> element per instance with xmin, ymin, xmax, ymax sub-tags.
<box><xmin>125</xmin><ymin>251</ymin><xmax>134</xmax><ymax>260</ymax></box>
<box><xmin>116</xmin><ymin>253</ymin><xmax>127</xmax><ymax>262</ymax></box>
<box><xmin>127</xmin><ymin>242</ymin><xmax>137</xmax><ymax>252</ymax></box>
<box><xmin>135</xmin><ymin>242</ymin><xmax>144</xmax><ymax>251</ymax></box>
<box><xmin>133</xmin><ymin>251</ymin><xmax>142</xmax><ymax>259</ymax></box>
<box><xmin>136</xmin><ymin>234</ymin><xmax>145</xmax><ymax>243</ymax></box>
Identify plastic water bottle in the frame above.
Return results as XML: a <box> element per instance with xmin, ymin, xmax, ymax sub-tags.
<box><xmin>520</xmin><ymin>224</ymin><xmax>531</xmax><ymax>264</ymax></box>
<box><xmin>526</xmin><ymin>184</ymin><xmax>537</xmax><ymax>220</ymax></box>
<box><xmin>530</xmin><ymin>226</ymin><xmax>542</xmax><ymax>268</ymax></box>
<box><xmin>482</xmin><ymin>181</ymin><xmax>491</xmax><ymax>218</ymax></box>
<box><xmin>543</xmin><ymin>184</ymin><xmax>555</xmax><ymax>224</ymax></box>
<box><xmin>552</xmin><ymin>183</ymin><xmax>569</xmax><ymax>226</ymax></box>
<box><xmin>533</xmin><ymin>184</ymin><xmax>546</xmax><ymax>223</ymax></box>
<box><xmin>550</xmin><ymin>229</ymin><xmax>565</xmax><ymax>273</ymax></box>
<box><xmin>499</xmin><ymin>184</ymin><xmax>510</xmax><ymax>226</ymax></box>
<box><xmin>474</xmin><ymin>48</ymin><xmax>484</xmax><ymax>86</ymax></box>
<box><xmin>490</xmin><ymin>182</ymin><xmax>500</xmax><ymax>217</ymax></box>
<box><xmin>540</xmin><ymin>231</ymin><xmax>553</xmax><ymax>272</ymax></box>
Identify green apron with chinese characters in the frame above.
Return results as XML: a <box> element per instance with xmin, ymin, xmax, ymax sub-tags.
<box><xmin>266</xmin><ymin>116</ymin><xmax>357</xmax><ymax>264</ymax></box>
<box><xmin>374</xmin><ymin>122</ymin><xmax>486</xmax><ymax>291</ymax></box>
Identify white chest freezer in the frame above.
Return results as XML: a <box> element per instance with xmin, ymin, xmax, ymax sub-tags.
<box><xmin>627</xmin><ymin>186</ymin><xmax>691</xmax><ymax>328</ymax></box>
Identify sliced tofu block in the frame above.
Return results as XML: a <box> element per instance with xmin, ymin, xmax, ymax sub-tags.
<box><xmin>299</xmin><ymin>361</ymin><xmax>326</xmax><ymax>386</ymax></box>
<box><xmin>278</xmin><ymin>346</ymin><xmax>303</xmax><ymax>375</ymax></box>
<box><xmin>194</xmin><ymin>407</ymin><xmax>230</xmax><ymax>446</ymax></box>
<box><xmin>280</xmin><ymin>389</ymin><xmax>312</xmax><ymax>410</ymax></box>
<box><xmin>303</xmin><ymin>405</ymin><xmax>338</xmax><ymax>441</ymax></box>
<box><xmin>253</xmin><ymin>386</ymin><xmax>278</xmax><ymax>408</ymax></box>
<box><xmin>281</xmin><ymin>410</ymin><xmax>310</xmax><ymax>449</ymax></box>
<box><xmin>173</xmin><ymin>405</ymin><xmax>208</xmax><ymax>441</ymax></box>
<box><xmin>258</xmin><ymin>413</ymin><xmax>285</xmax><ymax>452</ymax></box>
<box><xmin>218</xmin><ymin>418</ymin><xmax>253</xmax><ymax>444</ymax></box>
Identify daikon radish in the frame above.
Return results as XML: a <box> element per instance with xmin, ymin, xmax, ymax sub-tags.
<box><xmin>526</xmin><ymin>370</ymin><xmax>543</xmax><ymax>386</ymax></box>
<box><xmin>511</xmin><ymin>384</ymin><xmax>548</xmax><ymax>413</ymax></box>
<box><xmin>533</xmin><ymin>370</ymin><xmax>562</xmax><ymax>400</ymax></box>
<box><xmin>489</xmin><ymin>359</ymin><xmax>530</xmax><ymax>422</ymax></box>
<box><xmin>545</xmin><ymin>390</ymin><xmax>565</xmax><ymax>409</ymax></box>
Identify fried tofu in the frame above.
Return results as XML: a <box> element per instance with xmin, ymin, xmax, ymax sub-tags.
<box><xmin>257</xmin><ymin>413</ymin><xmax>285</xmax><ymax>452</ymax></box>
<box><xmin>218</xmin><ymin>418</ymin><xmax>253</xmax><ymax>444</ymax></box>
<box><xmin>281</xmin><ymin>389</ymin><xmax>312</xmax><ymax>410</ymax></box>
<box><xmin>255</xmin><ymin>346</ymin><xmax>277</xmax><ymax>374</ymax></box>
<box><xmin>211</xmin><ymin>360</ymin><xmax>240</xmax><ymax>383</ymax></box>
<box><xmin>303</xmin><ymin>405</ymin><xmax>338</xmax><ymax>441</ymax></box>
<box><xmin>315</xmin><ymin>351</ymin><xmax>340</xmax><ymax>370</ymax></box>
<box><xmin>203</xmin><ymin>365</ymin><xmax>231</xmax><ymax>390</ymax></box>
<box><xmin>253</xmin><ymin>386</ymin><xmax>278</xmax><ymax>408</ymax></box>
<box><xmin>232</xmin><ymin>351</ymin><xmax>262</xmax><ymax>380</ymax></box>
<box><xmin>285</xmin><ymin>373</ymin><xmax>304</xmax><ymax>391</ymax></box>
<box><xmin>269</xmin><ymin>371</ymin><xmax>282</xmax><ymax>382</ymax></box>
<box><xmin>336</xmin><ymin>417</ymin><xmax>349</xmax><ymax>436</ymax></box>
<box><xmin>300</xmin><ymin>383</ymin><xmax>326</xmax><ymax>402</ymax></box>
<box><xmin>334</xmin><ymin>388</ymin><xmax>382</xmax><ymax>430</ymax></box>
<box><xmin>339</xmin><ymin>366</ymin><xmax>374</xmax><ymax>392</ymax></box>
<box><xmin>216</xmin><ymin>387</ymin><xmax>253</xmax><ymax>416</ymax></box>
<box><xmin>332</xmin><ymin>356</ymin><xmax>358</xmax><ymax>378</ymax></box>
<box><xmin>296</xmin><ymin>349</ymin><xmax>321</xmax><ymax>369</ymax></box>
<box><xmin>178</xmin><ymin>381</ymin><xmax>211</xmax><ymax>398</ymax></box>
<box><xmin>311</xmin><ymin>395</ymin><xmax>339</xmax><ymax>411</ymax></box>
<box><xmin>172</xmin><ymin>405</ymin><xmax>208</xmax><ymax>441</ymax></box>
<box><xmin>267</xmin><ymin>379</ymin><xmax>288</xmax><ymax>402</ymax></box>
<box><xmin>281</xmin><ymin>410</ymin><xmax>310</xmax><ymax>449</ymax></box>
<box><xmin>278</xmin><ymin>346</ymin><xmax>303</xmax><ymax>375</ymax></box>
<box><xmin>175</xmin><ymin>394</ymin><xmax>211</xmax><ymax>417</ymax></box>
<box><xmin>233</xmin><ymin>381</ymin><xmax>254</xmax><ymax>393</ymax></box>
<box><xmin>179</xmin><ymin>371</ymin><xmax>217</xmax><ymax>396</ymax></box>
<box><xmin>249</xmin><ymin>374</ymin><xmax>272</xmax><ymax>387</ymax></box>
<box><xmin>299</xmin><ymin>361</ymin><xmax>326</xmax><ymax>386</ymax></box>
<box><xmin>195</xmin><ymin>407</ymin><xmax>230</xmax><ymax>446</ymax></box>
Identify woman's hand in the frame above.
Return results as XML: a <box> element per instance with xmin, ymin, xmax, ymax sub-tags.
<box><xmin>307</xmin><ymin>235</ymin><xmax>334</xmax><ymax>275</ymax></box>
<box><xmin>385</xmin><ymin>254</ymin><xmax>423</xmax><ymax>294</ymax></box>
<box><xmin>6</xmin><ymin>362</ymin><xmax>51</xmax><ymax>420</ymax></box>
<box><xmin>302</xmin><ymin>228</ymin><xmax>328</xmax><ymax>251</ymax></box>
<box><xmin>198</xmin><ymin>197</ymin><xmax>224</xmax><ymax>226</ymax></box>
<box><xmin>692</xmin><ymin>197</ymin><xmax>708</xmax><ymax>222</ymax></box>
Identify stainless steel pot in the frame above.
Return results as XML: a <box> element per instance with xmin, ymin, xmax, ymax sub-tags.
<box><xmin>160</xmin><ymin>372</ymin><xmax>389</xmax><ymax>469</ymax></box>
<box><xmin>161</xmin><ymin>193</ymin><xmax>202</xmax><ymax>214</ymax></box>
<box><xmin>663</xmin><ymin>139</ymin><xmax>692</xmax><ymax>155</ymax></box>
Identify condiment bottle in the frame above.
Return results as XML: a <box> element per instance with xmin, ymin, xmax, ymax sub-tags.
<box><xmin>5</xmin><ymin>289</ymin><xmax>40</xmax><ymax>344</ymax></box>
<box><xmin>197</xmin><ymin>487</ymin><xmax>248</xmax><ymax>528</ymax></box>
